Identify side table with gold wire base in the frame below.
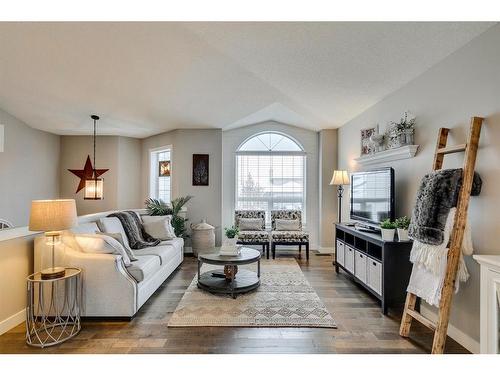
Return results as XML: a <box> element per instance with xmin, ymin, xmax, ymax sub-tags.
<box><xmin>26</xmin><ymin>267</ymin><xmax>82</xmax><ymax>348</ymax></box>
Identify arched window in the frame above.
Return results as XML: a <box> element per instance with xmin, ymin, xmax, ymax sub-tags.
<box><xmin>236</xmin><ymin>132</ymin><xmax>306</xmax><ymax>224</ymax></box>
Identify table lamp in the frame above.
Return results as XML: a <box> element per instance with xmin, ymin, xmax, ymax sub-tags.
<box><xmin>29</xmin><ymin>199</ymin><xmax>77</xmax><ymax>279</ymax></box>
<box><xmin>329</xmin><ymin>170</ymin><xmax>350</xmax><ymax>223</ymax></box>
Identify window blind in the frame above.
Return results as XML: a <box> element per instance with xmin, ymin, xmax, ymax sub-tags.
<box><xmin>236</xmin><ymin>153</ymin><xmax>306</xmax><ymax>225</ymax></box>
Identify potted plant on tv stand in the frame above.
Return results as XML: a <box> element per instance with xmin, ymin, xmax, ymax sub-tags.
<box><xmin>380</xmin><ymin>219</ymin><xmax>396</xmax><ymax>241</ymax></box>
<box><xmin>395</xmin><ymin>216</ymin><xmax>411</xmax><ymax>241</ymax></box>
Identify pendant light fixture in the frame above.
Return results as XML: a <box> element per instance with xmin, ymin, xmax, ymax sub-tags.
<box><xmin>84</xmin><ymin>115</ymin><xmax>105</xmax><ymax>200</ymax></box>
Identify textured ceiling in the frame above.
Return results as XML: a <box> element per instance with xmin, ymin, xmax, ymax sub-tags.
<box><xmin>0</xmin><ymin>22</ymin><xmax>494</xmax><ymax>137</ymax></box>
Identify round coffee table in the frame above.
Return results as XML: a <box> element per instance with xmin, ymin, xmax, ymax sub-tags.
<box><xmin>197</xmin><ymin>247</ymin><xmax>261</xmax><ymax>299</ymax></box>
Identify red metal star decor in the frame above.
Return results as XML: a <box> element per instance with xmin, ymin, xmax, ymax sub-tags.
<box><xmin>68</xmin><ymin>155</ymin><xmax>109</xmax><ymax>194</ymax></box>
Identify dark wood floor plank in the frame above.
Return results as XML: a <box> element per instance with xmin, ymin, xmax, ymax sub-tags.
<box><xmin>0</xmin><ymin>253</ymin><xmax>469</xmax><ymax>354</ymax></box>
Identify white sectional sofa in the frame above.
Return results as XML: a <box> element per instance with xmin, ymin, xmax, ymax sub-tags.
<box><xmin>34</xmin><ymin>209</ymin><xmax>183</xmax><ymax>318</ymax></box>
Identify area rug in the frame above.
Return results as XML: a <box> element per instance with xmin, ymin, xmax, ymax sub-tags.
<box><xmin>168</xmin><ymin>259</ymin><xmax>336</xmax><ymax>328</ymax></box>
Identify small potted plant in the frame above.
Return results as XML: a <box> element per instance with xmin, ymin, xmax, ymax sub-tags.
<box><xmin>395</xmin><ymin>216</ymin><xmax>411</xmax><ymax>241</ymax></box>
<box><xmin>380</xmin><ymin>219</ymin><xmax>396</xmax><ymax>241</ymax></box>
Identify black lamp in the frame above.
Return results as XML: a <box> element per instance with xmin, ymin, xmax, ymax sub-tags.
<box><xmin>330</xmin><ymin>170</ymin><xmax>350</xmax><ymax>223</ymax></box>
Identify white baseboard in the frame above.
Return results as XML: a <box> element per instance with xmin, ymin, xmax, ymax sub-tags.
<box><xmin>317</xmin><ymin>247</ymin><xmax>334</xmax><ymax>254</ymax></box>
<box><xmin>420</xmin><ymin>305</ymin><xmax>479</xmax><ymax>354</ymax></box>
<box><xmin>0</xmin><ymin>309</ymin><xmax>25</xmax><ymax>336</ymax></box>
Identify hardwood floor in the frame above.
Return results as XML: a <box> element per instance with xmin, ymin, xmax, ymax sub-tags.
<box><xmin>0</xmin><ymin>253</ymin><xmax>469</xmax><ymax>354</ymax></box>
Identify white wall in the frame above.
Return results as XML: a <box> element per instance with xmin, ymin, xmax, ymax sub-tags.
<box><xmin>319</xmin><ymin>129</ymin><xmax>338</xmax><ymax>251</ymax></box>
<box><xmin>141</xmin><ymin>129</ymin><xmax>223</xmax><ymax>246</ymax></box>
<box><xmin>222</xmin><ymin>121</ymin><xmax>321</xmax><ymax>249</ymax></box>
<box><xmin>0</xmin><ymin>108</ymin><xmax>60</xmax><ymax>227</ymax></box>
<box><xmin>337</xmin><ymin>24</ymin><xmax>500</xmax><ymax>352</ymax></box>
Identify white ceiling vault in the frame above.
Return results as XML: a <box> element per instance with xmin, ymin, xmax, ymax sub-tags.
<box><xmin>0</xmin><ymin>22</ymin><xmax>494</xmax><ymax>138</ymax></box>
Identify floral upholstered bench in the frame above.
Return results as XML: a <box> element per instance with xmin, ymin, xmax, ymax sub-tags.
<box><xmin>234</xmin><ymin>210</ymin><xmax>270</xmax><ymax>259</ymax></box>
<box><xmin>270</xmin><ymin>210</ymin><xmax>309</xmax><ymax>260</ymax></box>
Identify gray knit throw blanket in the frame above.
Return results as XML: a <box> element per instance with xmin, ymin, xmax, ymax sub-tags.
<box><xmin>408</xmin><ymin>168</ymin><xmax>482</xmax><ymax>246</ymax></box>
<box><xmin>108</xmin><ymin>211</ymin><xmax>161</xmax><ymax>249</ymax></box>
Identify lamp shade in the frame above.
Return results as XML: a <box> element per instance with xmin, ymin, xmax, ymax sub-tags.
<box><xmin>29</xmin><ymin>199</ymin><xmax>78</xmax><ymax>232</ymax></box>
<box><xmin>84</xmin><ymin>178</ymin><xmax>104</xmax><ymax>200</ymax></box>
<box><xmin>329</xmin><ymin>170</ymin><xmax>350</xmax><ymax>185</ymax></box>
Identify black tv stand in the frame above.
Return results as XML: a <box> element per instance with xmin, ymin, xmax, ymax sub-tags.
<box><xmin>353</xmin><ymin>222</ymin><xmax>380</xmax><ymax>233</ymax></box>
<box><xmin>334</xmin><ymin>223</ymin><xmax>413</xmax><ymax>314</ymax></box>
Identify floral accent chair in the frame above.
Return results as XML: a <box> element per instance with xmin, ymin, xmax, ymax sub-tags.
<box><xmin>271</xmin><ymin>210</ymin><xmax>309</xmax><ymax>260</ymax></box>
<box><xmin>234</xmin><ymin>210</ymin><xmax>270</xmax><ymax>259</ymax></box>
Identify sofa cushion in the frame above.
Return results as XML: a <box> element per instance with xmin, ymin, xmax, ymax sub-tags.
<box><xmin>74</xmin><ymin>233</ymin><xmax>132</xmax><ymax>266</ymax></box>
<box><xmin>275</xmin><ymin>219</ymin><xmax>301</xmax><ymax>231</ymax></box>
<box><xmin>133</xmin><ymin>244</ymin><xmax>177</xmax><ymax>265</ymax></box>
<box><xmin>238</xmin><ymin>218</ymin><xmax>264</xmax><ymax>231</ymax></box>
<box><xmin>70</xmin><ymin>222</ymin><xmax>100</xmax><ymax>234</ymax></box>
<box><xmin>98</xmin><ymin>217</ymin><xmax>131</xmax><ymax>250</ymax></box>
<box><xmin>160</xmin><ymin>237</ymin><xmax>184</xmax><ymax>253</ymax></box>
<box><xmin>141</xmin><ymin>215</ymin><xmax>175</xmax><ymax>240</ymax></box>
<box><xmin>271</xmin><ymin>230</ymin><xmax>309</xmax><ymax>243</ymax></box>
<box><xmin>237</xmin><ymin>230</ymin><xmax>270</xmax><ymax>243</ymax></box>
<box><xmin>126</xmin><ymin>255</ymin><xmax>161</xmax><ymax>283</ymax></box>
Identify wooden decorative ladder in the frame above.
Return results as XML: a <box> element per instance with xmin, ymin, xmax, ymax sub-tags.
<box><xmin>399</xmin><ymin>116</ymin><xmax>483</xmax><ymax>354</ymax></box>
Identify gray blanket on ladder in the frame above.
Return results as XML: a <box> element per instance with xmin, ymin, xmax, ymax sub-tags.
<box><xmin>108</xmin><ymin>211</ymin><xmax>161</xmax><ymax>249</ymax></box>
<box><xmin>408</xmin><ymin>168</ymin><xmax>482</xmax><ymax>245</ymax></box>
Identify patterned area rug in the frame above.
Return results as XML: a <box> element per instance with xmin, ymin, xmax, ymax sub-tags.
<box><xmin>168</xmin><ymin>259</ymin><xmax>336</xmax><ymax>328</ymax></box>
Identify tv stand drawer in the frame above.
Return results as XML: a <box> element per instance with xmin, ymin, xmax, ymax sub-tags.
<box><xmin>345</xmin><ymin>245</ymin><xmax>355</xmax><ymax>273</ymax></box>
<box><xmin>354</xmin><ymin>250</ymin><xmax>367</xmax><ymax>283</ymax></box>
<box><xmin>336</xmin><ymin>240</ymin><xmax>345</xmax><ymax>266</ymax></box>
<box><xmin>367</xmin><ymin>259</ymin><xmax>382</xmax><ymax>295</ymax></box>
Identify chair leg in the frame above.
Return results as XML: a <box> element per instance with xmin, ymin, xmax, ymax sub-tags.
<box><xmin>298</xmin><ymin>244</ymin><xmax>302</xmax><ymax>259</ymax></box>
<box><xmin>306</xmin><ymin>243</ymin><xmax>309</xmax><ymax>261</ymax></box>
<box><xmin>266</xmin><ymin>243</ymin><xmax>270</xmax><ymax>259</ymax></box>
<box><xmin>272</xmin><ymin>243</ymin><xmax>276</xmax><ymax>259</ymax></box>
<box><xmin>262</xmin><ymin>243</ymin><xmax>266</xmax><ymax>256</ymax></box>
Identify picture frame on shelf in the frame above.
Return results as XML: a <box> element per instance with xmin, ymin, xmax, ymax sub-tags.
<box><xmin>360</xmin><ymin>125</ymin><xmax>378</xmax><ymax>156</ymax></box>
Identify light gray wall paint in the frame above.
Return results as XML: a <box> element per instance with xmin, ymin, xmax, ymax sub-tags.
<box><xmin>319</xmin><ymin>129</ymin><xmax>338</xmax><ymax>250</ymax></box>
<box><xmin>222</xmin><ymin>121</ymin><xmax>320</xmax><ymax>249</ymax></box>
<box><xmin>59</xmin><ymin>135</ymin><xmax>142</xmax><ymax>216</ymax></box>
<box><xmin>141</xmin><ymin>129</ymin><xmax>223</xmax><ymax>245</ymax></box>
<box><xmin>117</xmin><ymin>137</ymin><xmax>143</xmax><ymax>210</ymax></box>
<box><xmin>338</xmin><ymin>24</ymin><xmax>500</xmax><ymax>347</ymax></box>
<box><xmin>0</xmin><ymin>108</ymin><xmax>60</xmax><ymax>227</ymax></box>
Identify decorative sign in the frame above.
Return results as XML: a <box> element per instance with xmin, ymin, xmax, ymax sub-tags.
<box><xmin>192</xmin><ymin>154</ymin><xmax>209</xmax><ymax>186</ymax></box>
<box><xmin>68</xmin><ymin>155</ymin><xmax>109</xmax><ymax>194</ymax></box>
<box><xmin>360</xmin><ymin>126</ymin><xmax>377</xmax><ymax>156</ymax></box>
<box><xmin>159</xmin><ymin>160</ymin><xmax>171</xmax><ymax>177</ymax></box>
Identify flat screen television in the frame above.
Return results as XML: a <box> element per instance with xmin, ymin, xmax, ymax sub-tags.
<box><xmin>350</xmin><ymin>167</ymin><xmax>395</xmax><ymax>226</ymax></box>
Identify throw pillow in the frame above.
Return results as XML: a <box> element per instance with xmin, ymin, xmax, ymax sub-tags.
<box><xmin>98</xmin><ymin>232</ymin><xmax>138</xmax><ymax>261</ymax></box>
<box><xmin>238</xmin><ymin>218</ymin><xmax>263</xmax><ymax>231</ymax></box>
<box><xmin>275</xmin><ymin>218</ymin><xmax>301</xmax><ymax>231</ymax></box>
<box><xmin>141</xmin><ymin>215</ymin><xmax>176</xmax><ymax>240</ymax></box>
<box><xmin>74</xmin><ymin>233</ymin><xmax>132</xmax><ymax>266</ymax></box>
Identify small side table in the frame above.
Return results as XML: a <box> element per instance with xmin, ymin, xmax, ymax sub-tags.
<box><xmin>26</xmin><ymin>267</ymin><xmax>82</xmax><ymax>348</ymax></box>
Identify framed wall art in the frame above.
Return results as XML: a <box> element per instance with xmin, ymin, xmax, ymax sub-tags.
<box><xmin>192</xmin><ymin>154</ymin><xmax>209</xmax><ymax>186</ymax></box>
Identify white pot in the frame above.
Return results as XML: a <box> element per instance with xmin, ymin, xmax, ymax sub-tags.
<box><xmin>397</xmin><ymin>228</ymin><xmax>409</xmax><ymax>241</ymax></box>
<box><xmin>223</xmin><ymin>237</ymin><xmax>238</xmax><ymax>248</ymax></box>
<box><xmin>381</xmin><ymin>228</ymin><xmax>395</xmax><ymax>241</ymax></box>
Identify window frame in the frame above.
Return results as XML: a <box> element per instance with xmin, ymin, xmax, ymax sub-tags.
<box><xmin>234</xmin><ymin>132</ymin><xmax>307</xmax><ymax>228</ymax></box>
<box><xmin>149</xmin><ymin>145</ymin><xmax>173</xmax><ymax>203</ymax></box>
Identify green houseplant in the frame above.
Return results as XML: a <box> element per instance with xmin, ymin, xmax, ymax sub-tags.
<box><xmin>395</xmin><ymin>216</ymin><xmax>411</xmax><ymax>241</ymax></box>
<box><xmin>224</xmin><ymin>225</ymin><xmax>240</xmax><ymax>239</ymax></box>
<box><xmin>220</xmin><ymin>225</ymin><xmax>240</xmax><ymax>256</ymax></box>
<box><xmin>144</xmin><ymin>195</ymin><xmax>193</xmax><ymax>238</ymax></box>
<box><xmin>380</xmin><ymin>219</ymin><xmax>396</xmax><ymax>241</ymax></box>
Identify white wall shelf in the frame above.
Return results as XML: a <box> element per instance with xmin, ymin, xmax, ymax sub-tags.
<box><xmin>354</xmin><ymin>145</ymin><xmax>419</xmax><ymax>166</ymax></box>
